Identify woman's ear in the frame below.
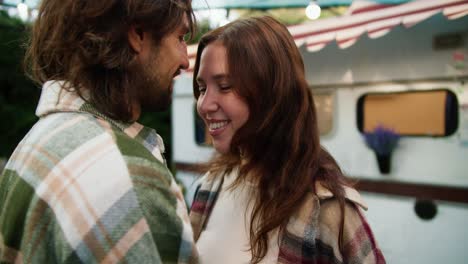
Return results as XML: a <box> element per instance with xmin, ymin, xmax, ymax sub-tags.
<box><xmin>128</xmin><ymin>25</ymin><xmax>145</xmax><ymax>53</ymax></box>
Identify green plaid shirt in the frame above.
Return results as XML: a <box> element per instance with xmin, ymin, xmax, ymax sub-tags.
<box><xmin>0</xmin><ymin>81</ymin><xmax>198</xmax><ymax>263</ymax></box>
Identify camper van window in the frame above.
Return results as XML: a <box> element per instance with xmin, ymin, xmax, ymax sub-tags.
<box><xmin>357</xmin><ymin>89</ymin><xmax>458</xmax><ymax>137</ymax></box>
<box><xmin>313</xmin><ymin>90</ymin><xmax>335</xmax><ymax>135</ymax></box>
<box><xmin>195</xmin><ymin>104</ymin><xmax>212</xmax><ymax>145</ymax></box>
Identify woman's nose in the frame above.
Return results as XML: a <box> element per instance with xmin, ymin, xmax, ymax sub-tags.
<box><xmin>197</xmin><ymin>89</ymin><xmax>219</xmax><ymax>114</ymax></box>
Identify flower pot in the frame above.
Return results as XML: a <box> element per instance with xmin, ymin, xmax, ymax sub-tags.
<box><xmin>376</xmin><ymin>154</ymin><xmax>391</xmax><ymax>174</ymax></box>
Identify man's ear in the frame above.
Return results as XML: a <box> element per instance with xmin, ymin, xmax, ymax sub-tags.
<box><xmin>128</xmin><ymin>25</ymin><xmax>145</xmax><ymax>53</ymax></box>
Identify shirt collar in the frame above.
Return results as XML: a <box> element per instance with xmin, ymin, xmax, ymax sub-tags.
<box><xmin>315</xmin><ymin>181</ymin><xmax>368</xmax><ymax>210</ymax></box>
<box><xmin>35</xmin><ymin>80</ymin><xmax>165</xmax><ymax>156</ymax></box>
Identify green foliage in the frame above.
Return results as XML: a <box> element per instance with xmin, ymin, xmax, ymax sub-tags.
<box><xmin>236</xmin><ymin>6</ymin><xmax>347</xmax><ymax>25</ymax></box>
<box><xmin>0</xmin><ymin>11</ymin><xmax>40</xmax><ymax>158</ymax></box>
<box><xmin>139</xmin><ymin>110</ymin><xmax>173</xmax><ymax>169</ymax></box>
<box><xmin>188</xmin><ymin>19</ymin><xmax>211</xmax><ymax>44</ymax></box>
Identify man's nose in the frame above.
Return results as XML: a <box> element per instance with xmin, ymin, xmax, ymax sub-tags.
<box><xmin>180</xmin><ymin>44</ymin><xmax>189</xmax><ymax>70</ymax></box>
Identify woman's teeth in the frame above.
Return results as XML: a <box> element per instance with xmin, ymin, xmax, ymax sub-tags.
<box><xmin>209</xmin><ymin>121</ymin><xmax>228</xmax><ymax>130</ymax></box>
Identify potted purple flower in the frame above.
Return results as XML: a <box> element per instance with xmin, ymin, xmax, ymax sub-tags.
<box><xmin>364</xmin><ymin>125</ymin><xmax>400</xmax><ymax>174</ymax></box>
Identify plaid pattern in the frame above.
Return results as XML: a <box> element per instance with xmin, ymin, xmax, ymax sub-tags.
<box><xmin>190</xmin><ymin>173</ymin><xmax>385</xmax><ymax>264</ymax></box>
<box><xmin>189</xmin><ymin>175</ymin><xmax>223</xmax><ymax>242</ymax></box>
<box><xmin>0</xmin><ymin>81</ymin><xmax>198</xmax><ymax>263</ymax></box>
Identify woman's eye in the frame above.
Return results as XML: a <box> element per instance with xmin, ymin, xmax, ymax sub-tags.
<box><xmin>198</xmin><ymin>87</ymin><xmax>206</xmax><ymax>94</ymax></box>
<box><xmin>220</xmin><ymin>85</ymin><xmax>231</xmax><ymax>91</ymax></box>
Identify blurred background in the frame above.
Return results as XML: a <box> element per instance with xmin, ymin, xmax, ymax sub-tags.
<box><xmin>1</xmin><ymin>0</ymin><xmax>468</xmax><ymax>263</ymax></box>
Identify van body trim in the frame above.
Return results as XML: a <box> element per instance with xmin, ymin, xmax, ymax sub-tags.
<box><xmin>309</xmin><ymin>75</ymin><xmax>468</xmax><ymax>90</ymax></box>
<box><xmin>175</xmin><ymin>162</ymin><xmax>468</xmax><ymax>204</ymax></box>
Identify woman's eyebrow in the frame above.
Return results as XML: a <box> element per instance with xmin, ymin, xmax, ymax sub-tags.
<box><xmin>213</xmin><ymin>74</ymin><xmax>230</xmax><ymax>81</ymax></box>
<box><xmin>196</xmin><ymin>74</ymin><xmax>229</xmax><ymax>83</ymax></box>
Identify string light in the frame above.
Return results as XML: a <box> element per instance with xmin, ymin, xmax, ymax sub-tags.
<box><xmin>17</xmin><ymin>2</ymin><xmax>29</xmax><ymax>21</ymax></box>
<box><xmin>306</xmin><ymin>1</ymin><xmax>321</xmax><ymax>20</ymax></box>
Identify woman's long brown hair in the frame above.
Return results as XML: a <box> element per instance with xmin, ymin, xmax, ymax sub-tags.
<box><xmin>193</xmin><ymin>16</ymin><xmax>351</xmax><ymax>263</ymax></box>
<box><xmin>24</xmin><ymin>0</ymin><xmax>195</xmax><ymax>122</ymax></box>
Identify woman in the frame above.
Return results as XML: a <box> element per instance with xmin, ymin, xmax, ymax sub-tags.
<box><xmin>190</xmin><ymin>16</ymin><xmax>385</xmax><ymax>264</ymax></box>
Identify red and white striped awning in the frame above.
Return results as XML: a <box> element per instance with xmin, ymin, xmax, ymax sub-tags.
<box><xmin>187</xmin><ymin>0</ymin><xmax>468</xmax><ymax>72</ymax></box>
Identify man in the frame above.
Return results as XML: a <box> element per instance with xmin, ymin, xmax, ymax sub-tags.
<box><xmin>0</xmin><ymin>0</ymin><xmax>198</xmax><ymax>263</ymax></box>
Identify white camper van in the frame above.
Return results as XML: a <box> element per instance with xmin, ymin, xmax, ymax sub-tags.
<box><xmin>172</xmin><ymin>1</ymin><xmax>468</xmax><ymax>263</ymax></box>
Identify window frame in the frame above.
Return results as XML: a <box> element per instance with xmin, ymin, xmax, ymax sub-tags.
<box><xmin>356</xmin><ymin>88</ymin><xmax>459</xmax><ymax>137</ymax></box>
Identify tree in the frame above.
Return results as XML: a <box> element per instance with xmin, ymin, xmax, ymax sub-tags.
<box><xmin>0</xmin><ymin>10</ymin><xmax>39</xmax><ymax>158</ymax></box>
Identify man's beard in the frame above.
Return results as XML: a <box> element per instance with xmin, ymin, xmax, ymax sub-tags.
<box><xmin>129</xmin><ymin>50</ymin><xmax>173</xmax><ymax>113</ymax></box>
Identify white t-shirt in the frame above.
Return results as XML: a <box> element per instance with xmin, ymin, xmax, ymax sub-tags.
<box><xmin>196</xmin><ymin>170</ymin><xmax>279</xmax><ymax>264</ymax></box>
